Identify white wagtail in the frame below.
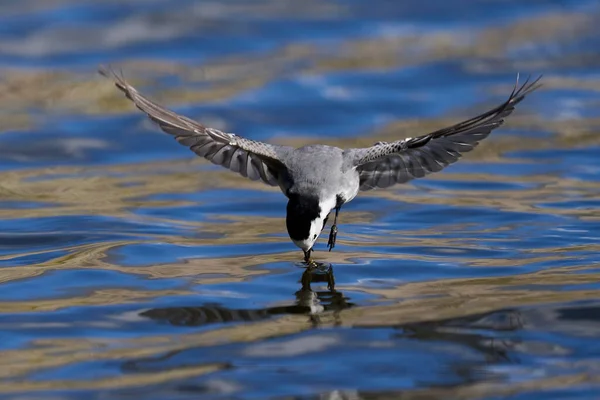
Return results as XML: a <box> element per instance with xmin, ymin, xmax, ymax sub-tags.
<box><xmin>99</xmin><ymin>67</ymin><xmax>541</xmax><ymax>264</ymax></box>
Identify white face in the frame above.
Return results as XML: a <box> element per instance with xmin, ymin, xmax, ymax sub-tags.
<box><xmin>291</xmin><ymin>216</ymin><xmax>326</xmax><ymax>252</ymax></box>
<box><xmin>287</xmin><ymin>195</ymin><xmax>336</xmax><ymax>253</ymax></box>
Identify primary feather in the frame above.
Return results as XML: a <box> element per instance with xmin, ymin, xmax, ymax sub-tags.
<box><xmin>98</xmin><ymin>66</ymin><xmax>292</xmax><ymax>186</ymax></box>
<box><xmin>344</xmin><ymin>74</ymin><xmax>542</xmax><ymax>191</ymax></box>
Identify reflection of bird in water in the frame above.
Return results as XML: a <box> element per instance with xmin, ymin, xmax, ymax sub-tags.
<box><xmin>295</xmin><ymin>286</ymin><xmax>351</xmax><ymax>327</ymax></box>
<box><xmin>100</xmin><ymin>66</ymin><xmax>541</xmax><ymax>265</ymax></box>
<box><xmin>301</xmin><ymin>261</ymin><xmax>335</xmax><ymax>290</ymax></box>
<box><xmin>140</xmin><ymin>276</ymin><xmax>353</xmax><ymax>328</ymax></box>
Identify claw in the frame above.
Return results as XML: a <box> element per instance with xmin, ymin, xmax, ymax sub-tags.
<box><xmin>327</xmin><ymin>225</ymin><xmax>338</xmax><ymax>251</ymax></box>
<box><xmin>304</xmin><ymin>248</ymin><xmax>314</xmax><ymax>265</ymax></box>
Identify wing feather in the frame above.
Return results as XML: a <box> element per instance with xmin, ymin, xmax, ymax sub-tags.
<box><xmin>346</xmin><ymin>74</ymin><xmax>542</xmax><ymax>191</ymax></box>
<box><xmin>99</xmin><ymin>66</ymin><xmax>291</xmax><ymax>187</ymax></box>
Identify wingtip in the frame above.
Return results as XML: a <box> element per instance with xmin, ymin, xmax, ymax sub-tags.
<box><xmin>97</xmin><ymin>64</ymin><xmax>130</xmax><ymax>94</ymax></box>
<box><xmin>98</xmin><ymin>64</ymin><xmax>115</xmax><ymax>80</ymax></box>
<box><xmin>530</xmin><ymin>73</ymin><xmax>544</xmax><ymax>89</ymax></box>
<box><xmin>508</xmin><ymin>72</ymin><xmax>543</xmax><ymax>102</ymax></box>
<box><xmin>514</xmin><ymin>72</ymin><xmax>539</xmax><ymax>86</ymax></box>
<box><xmin>98</xmin><ymin>64</ymin><xmax>108</xmax><ymax>78</ymax></box>
<box><xmin>509</xmin><ymin>72</ymin><xmax>521</xmax><ymax>98</ymax></box>
<box><xmin>522</xmin><ymin>73</ymin><xmax>544</xmax><ymax>96</ymax></box>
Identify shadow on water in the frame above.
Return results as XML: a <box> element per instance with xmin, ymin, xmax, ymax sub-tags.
<box><xmin>117</xmin><ymin>299</ymin><xmax>600</xmax><ymax>399</ymax></box>
<box><xmin>140</xmin><ymin>265</ymin><xmax>354</xmax><ymax>328</ymax></box>
<box><xmin>365</xmin><ymin>308</ymin><xmax>526</xmax><ymax>366</ymax></box>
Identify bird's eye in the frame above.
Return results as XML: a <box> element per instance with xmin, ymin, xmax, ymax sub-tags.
<box><xmin>313</xmin><ymin>234</ymin><xmax>317</xmax><ymax>239</ymax></box>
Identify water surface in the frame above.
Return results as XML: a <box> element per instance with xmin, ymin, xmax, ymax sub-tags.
<box><xmin>1</xmin><ymin>0</ymin><xmax>600</xmax><ymax>398</ymax></box>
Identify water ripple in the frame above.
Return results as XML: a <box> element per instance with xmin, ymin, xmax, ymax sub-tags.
<box><xmin>1</xmin><ymin>0</ymin><xmax>600</xmax><ymax>398</ymax></box>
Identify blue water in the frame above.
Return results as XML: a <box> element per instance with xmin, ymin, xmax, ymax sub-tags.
<box><xmin>1</xmin><ymin>0</ymin><xmax>600</xmax><ymax>398</ymax></box>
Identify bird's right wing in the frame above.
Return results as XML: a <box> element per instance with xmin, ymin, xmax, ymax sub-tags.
<box><xmin>99</xmin><ymin>66</ymin><xmax>292</xmax><ymax>186</ymax></box>
<box><xmin>345</xmin><ymin>74</ymin><xmax>542</xmax><ymax>191</ymax></box>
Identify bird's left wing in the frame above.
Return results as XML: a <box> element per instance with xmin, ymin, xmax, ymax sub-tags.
<box><xmin>344</xmin><ymin>75</ymin><xmax>542</xmax><ymax>191</ymax></box>
<box><xmin>99</xmin><ymin>66</ymin><xmax>292</xmax><ymax>186</ymax></box>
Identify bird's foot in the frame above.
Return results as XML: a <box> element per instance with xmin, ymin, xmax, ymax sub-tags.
<box><xmin>300</xmin><ymin>263</ymin><xmax>335</xmax><ymax>291</ymax></box>
<box><xmin>304</xmin><ymin>250</ymin><xmax>319</xmax><ymax>269</ymax></box>
<box><xmin>327</xmin><ymin>224</ymin><xmax>338</xmax><ymax>251</ymax></box>
<box><xmin>303</xmin><ymin>249</ymin><xmax>313</xmax><ymax>265</ymax></box>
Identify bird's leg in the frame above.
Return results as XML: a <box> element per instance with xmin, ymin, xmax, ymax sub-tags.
<box><xmin>327</xmin><ymin>206</ymin><xmax>340</xmax><ymax>251</ymax></box>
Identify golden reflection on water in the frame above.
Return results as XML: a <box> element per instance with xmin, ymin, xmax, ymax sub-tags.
<box><xmin>0</xmin><ymin>2</ymin><xmax>600</xmax><ymax>396</ymax></box>
<box><xmin>0</xmin><ymin>276</ymin><xmax>599</xmax><ymax>392</ymax></box>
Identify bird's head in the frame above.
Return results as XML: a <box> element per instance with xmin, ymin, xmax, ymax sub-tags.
<box><xmin>285</xmin><ymin>194</ymin><xmax>328</xmax><ymax>252</ymax></box>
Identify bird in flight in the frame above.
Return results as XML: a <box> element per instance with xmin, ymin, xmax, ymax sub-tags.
<box><xmin>99</xmin><ymin>66</ymin><xmax>541</xmax><ymax>264</ymax></box>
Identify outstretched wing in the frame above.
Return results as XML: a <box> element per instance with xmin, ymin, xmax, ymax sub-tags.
<box><xmin>345</xmin><ymin>75</ymin><xmax>542</xmax><ymax>191</ymax></box>
<box><xmin>99</xmin><ymin>66</ymin><xmax>291</xmax><ymax>186</ymax></box>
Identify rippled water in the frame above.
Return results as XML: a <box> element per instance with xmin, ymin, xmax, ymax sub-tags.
<box><xmin>1</xmin><ymin>0</ymin><xmax>600</xmax><ymax>398</ymax></box>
